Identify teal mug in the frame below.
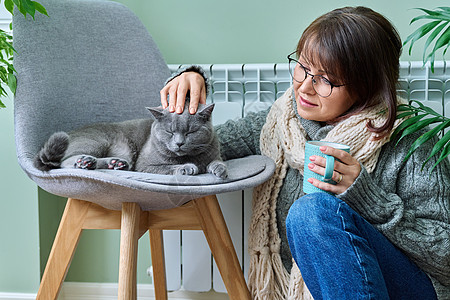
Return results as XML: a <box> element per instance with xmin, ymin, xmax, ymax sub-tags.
<box><xmin>303</xmin><ymin>141</ymin><xmax>350</xmax><ymax>194</ymax></box>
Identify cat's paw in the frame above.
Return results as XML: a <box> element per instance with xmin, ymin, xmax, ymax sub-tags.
<box><xmin>107</xmin><ymin>158</ymin><xmax>130</xmax><ymax>170</ymax></box>
<box><xmin>175</xmin><ymin>163</ymin><xmax>199</xmax><ymax>176</ymax></box>
<box><xmin>207</xmin><ymin>161</ymin><xmax>228</xmax><ymax>179</ymax></box>
<box><xmin>74</xmin><ymin>155</ymin><xmax>97</xmax><ymax>170</ymax></box>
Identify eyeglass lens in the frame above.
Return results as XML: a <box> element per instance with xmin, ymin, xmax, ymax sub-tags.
<box><xmin>288</xmin><ymin>60</ymin><xmax>333</xmax><ymax>97</ymax></box>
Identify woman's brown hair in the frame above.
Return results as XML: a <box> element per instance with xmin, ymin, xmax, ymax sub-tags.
<box><xmin>296</xmin><ymin>6</ymin><xmax>402</xmax><ymax>137</ymax></box>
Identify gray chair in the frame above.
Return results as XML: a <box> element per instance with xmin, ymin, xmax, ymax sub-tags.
<box><xmin>13</xmin><ymin>0</ymin><xmax>275</xmax><ymax>299</ymax></box>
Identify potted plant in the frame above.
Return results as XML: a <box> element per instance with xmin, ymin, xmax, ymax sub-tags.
<box><xmin>0</xmin><ymin>0</ymin><xmax>46</xmax><ymax>108</ymax></box>
<box><xmin>395</xmin><ymin>6</ymin><xmax>450</xmax><ymax>171</ymax></box>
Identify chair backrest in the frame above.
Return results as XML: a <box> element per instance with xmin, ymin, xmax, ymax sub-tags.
<box><xmin>13</xmin><ymin>0</ymin><xmax>170</xmax><ymax>171</ymax></box>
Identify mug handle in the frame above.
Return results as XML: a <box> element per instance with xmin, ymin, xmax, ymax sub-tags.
<box><xmin>323</xmin><ymin>155</ymin><xmax>335</xmax><ymax>183</ymax></box>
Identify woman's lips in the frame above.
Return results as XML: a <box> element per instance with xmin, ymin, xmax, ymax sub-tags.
<box><xmin>299</xmin><ymin>96</ymin><xmax>318</xmax><ymax>107</ymax></box>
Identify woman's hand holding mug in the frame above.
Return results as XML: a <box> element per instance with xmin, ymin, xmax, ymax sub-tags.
<box><xmin>303</xmin><ymin>141</ymin><xmax>361</xmax><ymax>195</ymax></box>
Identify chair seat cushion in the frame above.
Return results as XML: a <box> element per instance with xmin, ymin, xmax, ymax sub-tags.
<box><xmin>99</xmin><ymin>155</ymin><xmax>265</xmax><ymax>186</ymax></box>
<box><xmin>24</xmin><ymin>155</ymin><xmax>275</xmax><ymax>211</ymax></box>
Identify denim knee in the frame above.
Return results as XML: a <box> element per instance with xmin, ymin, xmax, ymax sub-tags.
<box><xmin>287</xmin><ymin>193</ymin><xmax>341</xmax><ymax>223</ymax></box>
<box><xmin>286</xmin><ymin>192</ymin><xmax>341</xmax><ymax>237</ymax></box>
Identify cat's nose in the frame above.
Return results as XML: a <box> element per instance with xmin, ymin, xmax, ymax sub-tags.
<box><xmin>174</xmin><ymin>138</ymin><xmax>184</xmax><ymax>147</ymax></box>
<box><xmin>173</xmin><ymin>134</ymin><xmax>185</xmax><ymax>149</ymax></box>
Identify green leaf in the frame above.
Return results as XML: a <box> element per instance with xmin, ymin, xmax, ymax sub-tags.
<box><xmin>0</xmin><ymin>69</ymin><xmax>8</xmax><ymax>83</ymax></box>
<box><xmin>21</xmin><ymin>0</ymin><xmax>36</xmax><ymax>18</ymax></box>
<box><xmin>397</xmin><ymin>103</ymin><xmax>418</xmax><ymax>112</ymax></box>
<box><xmin>7</xmin><ymin>73</ymin><xmax>16</xmax><ymax>95</ymax></box>
<box><xmin>444</xmin><ymin>42</ymin><xmax>450</xmax><ymax>56</ymax></box>
<box><xmin>11</xmin><ymin>0</ymin><xmax>46</xmax><ymax>18</ymax></box>
<box><xmin>4</xmin><ymin>0</ymin><xmax>14</xmax><ymax>15</ymax></box>
<box><xmin>430</xmin><ymin>51</ymin><xmax>437</xmax><ymax>72</ymax></box>
<box><xmin>396</xmin><ymin>110</ymin><xmax>418</xmax><ymax>119</ymax></box>
<box><xmin>416</xmin><ymin>7</ymin><xmax>447</xmax><ymax>16</ymax></box>
<box><xmin>3</xmin><ymin>41</ymin><xmax>16</xmax><ymax>54</ymax></box>
<box><xmin>410</xmin><ymin>99</ymin><xmax>443</xmax><ymax>117</ymax></box>
<box><xmin>13</xmin><ymin>0</ymin><xmax>27</xmax><ymax>17</ymax></box>
<box><xmin>426</xmin><ymin>26</ymin><xmax>450</xmax><ymax>60</ymax></box>
<box><xmin>7</xmin><ymin>64</ymin><xmax>16</xmax><ymax>74</ymax></box>
<box><xmin>405</xmin><ymin>7</ymin><xmax>450</xmax><ymax>69</ymax></box>
<box><xmin>437</xmin><ymin>7</ymin><xmax>450</xmax><ymax>16</ymax></box>
<box><xmin>0</xmin><ymin>85</ymin><xmax>7</xmax><ymax>98</ymax></box>
<box><xmin>0</xmin><ymin>99</ymin><xmax>5</xmax><ymax>109</ymax></box>
<box><xmin>411</xmin><ymin>14</ymin><xmax>450</xmax><ymax>23</ymax></box>
<box><xmin>32</xmin><ymin>1</ymin><xmax>47</xmax><ymax>16</ymax></box>
<box><xmin>410</xmin><ymin>7</ymin><xmax>450</xmax><ymax>23</ymax></box>
<box><xmin>422</xmin><ymin>22</ymin><xmax>447</xmax><ymax>61</ymax></box>
<box><xmin>422</xmin><ymin>129</ymin><xmax>450</xmax><ymax>168</ymax></box>
<box><xmin>392</xmin><ymin>114</ymin><xmax>427</xmax><ymax>142</ymax></box>
<box><xmin>404</xmin><ymin>21</ymin><xmax>441</xmax><ymax>55</ymax></box>
<box><xmin>403</xmin><ymin>119</ymin><xmax>450</xmax><ymax>162</ymax></box>
<box><xmin>398</xmin><ymin>116</ymin><xmax>442</xmax><ymax>144</ymax></box>
<box><xmin>430</xmin><ymin>140</ymin><xmax>450</xmax><ymax>172</ymax></box>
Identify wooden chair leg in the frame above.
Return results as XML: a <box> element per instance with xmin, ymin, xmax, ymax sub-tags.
<box><xmin>192</xmin><ymin>195</ymin><xmax>251</xmax><ymax>300</ymax></box>
<box><xmin>37</xmin><ymin>198</ymin><xmax>91</xmax><ymax>300</ymax></box>
<box><xmin>118</xmin><ymin>202</ymin><xmax>141</xmax><ymax>300</ymax></box>
<box><xmin>149</xmin><ymin>229</ymin><xmax>168</xmax><ymax>300</ymax></box>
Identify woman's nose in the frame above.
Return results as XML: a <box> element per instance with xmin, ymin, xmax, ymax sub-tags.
<box><xmin>299</xmin><ymin>75</ymin><xmax>316</xmax><ymax>95</ymax></box>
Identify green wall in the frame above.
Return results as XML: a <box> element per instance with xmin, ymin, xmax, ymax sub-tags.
<box><xmin>116</xmin><ymin>0</ymin><xmax>447</xmax><ymax>64</ymax></box>
<box><xmin>0</xmin><ymin>94</ymin><xmax>40</xmax><ymax>294</ymax></box>
<box><xmin>1</xmin><ymin>0</ymin><xmax>447</xmax><ymax>294</ymax></box>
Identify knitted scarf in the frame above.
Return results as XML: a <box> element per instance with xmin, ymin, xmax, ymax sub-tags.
<box><xmin>247</xmin><ymin>87</ymin><xmax>405</xmax><ymax>299</ymax></box>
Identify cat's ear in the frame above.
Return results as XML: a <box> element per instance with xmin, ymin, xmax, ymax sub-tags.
<box><xmin>146</xmin><ymin>106</ymin><xmax>165</xmax><ymax>120</ymax></box>
<box><xmin>197</xmin><ymin>103</ymin><xmax>215</xmax><ymax>121</ymax></box>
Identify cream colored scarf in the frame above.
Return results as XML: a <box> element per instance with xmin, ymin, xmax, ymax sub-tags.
<box><xmin>247</xmin><ymin>87</ymin><xmax>405</xmax><ymax>299</ymax></box>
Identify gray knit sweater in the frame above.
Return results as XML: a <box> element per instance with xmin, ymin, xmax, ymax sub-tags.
<box><xmin>215</xmin><ymin>107</ymin><xmax>450</xmax><ymax>299</ymax></box>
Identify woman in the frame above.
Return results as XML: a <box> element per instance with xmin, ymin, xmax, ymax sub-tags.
<box><xmin>160</xmin><ymin>7</ymin><xmax>450</xmax><ymax>300</ymax></box>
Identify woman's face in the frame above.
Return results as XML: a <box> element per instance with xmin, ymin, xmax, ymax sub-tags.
<box><xmin>293</xmin><ymin>56</ymin><xmax>356</xmax><ymax>123</ymax></box>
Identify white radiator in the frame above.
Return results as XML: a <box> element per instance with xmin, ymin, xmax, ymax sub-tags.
<box><xmin>160</xmin><ymin>62</ymin><xmax>450</xmax><ymax>293</ymax></box>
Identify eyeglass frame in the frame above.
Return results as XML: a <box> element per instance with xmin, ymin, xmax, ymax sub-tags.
<box><xmin>287</xmin><ymin>51</ymin><xmax>345</xmax><ymax>98</ymax></box>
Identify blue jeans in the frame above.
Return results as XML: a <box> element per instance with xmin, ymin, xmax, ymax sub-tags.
<box><xmin>286</xmin><ymin>193</ymin><xmax>437</xmax><ymax>300</ymax></box>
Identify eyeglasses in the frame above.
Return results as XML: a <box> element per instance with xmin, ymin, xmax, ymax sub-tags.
<box><xmin>287</xmin><ymin>51</ymin><xmax>345</xmax><ymax>98</ymax></box>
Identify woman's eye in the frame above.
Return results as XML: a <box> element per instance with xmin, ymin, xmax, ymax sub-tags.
<box><xmin>318</xmin><ymin>76</ymin><xmax>332</xmax><ymax>86</ymax></box>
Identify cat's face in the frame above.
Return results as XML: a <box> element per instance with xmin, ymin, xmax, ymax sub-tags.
<box><xmin>147</xmin><ymin>103</ymin><xmax>215</xmax><ymax>156</ymax></box>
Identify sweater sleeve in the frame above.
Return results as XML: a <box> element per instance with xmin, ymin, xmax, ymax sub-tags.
<box><xmin>214</xmin><ymin>109</ymin><xmax>270</xmax><ymax>161</ymax></box>
<box><xmin>338</xmin><ymin>132</ymin><xmax>450</xmax><ymax>286</ymax></box>
<box><xmin>165</xmin><ymin>65</ymin><xmax>210</xmax><ymax>97</ymax></box>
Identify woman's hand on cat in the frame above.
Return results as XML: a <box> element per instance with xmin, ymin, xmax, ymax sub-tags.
<box><xmin>160</xmin><ymin>71</ymin><xmax>207</xmax><ymax>114</ymax></box>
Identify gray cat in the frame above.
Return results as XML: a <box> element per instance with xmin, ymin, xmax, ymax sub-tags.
<box><xmin>34</xmin><ymin>103</ymin><xmax>228</xmax><ymax>179</ymax></box>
